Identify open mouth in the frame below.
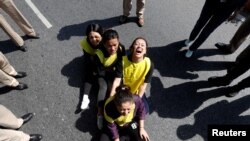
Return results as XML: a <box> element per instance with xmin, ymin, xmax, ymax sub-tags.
<box><xmin>135</xmin><ymin>48</ymin><xmax>142</xmax><ymax>54</ymax></box>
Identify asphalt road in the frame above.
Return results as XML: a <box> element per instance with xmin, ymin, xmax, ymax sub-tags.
<box><xmin>0</xmin><ymin>0</ymin><xmax>250</xmax><ymax>141</ymax></box>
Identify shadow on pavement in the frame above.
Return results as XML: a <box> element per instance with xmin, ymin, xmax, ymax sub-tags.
<box><xmin>75</xmin><ymin>95</ymin><xmax>100</xmax><ymax>141</ymax></box>
<box><xmin>177</xmin><ymin>95</ymin><xmax>250</xmax><ymax>141</ymax></box>
<box><xmin>0</xmin><ymin>86</ymin><xmax>12</xmax><ymax>95</ymax></box>
<box><xmin>0</xmin><ymin>40</ymin><xmax>19</xmax><ymax>54</ymax></box>
<box><xmin>61</xmin><ymin>56</ymin><xmax>84</xmax><ymax>88</ymax></box>
<box><xmin>61</xmin><ymin>56</ymin><xmax>100</xmax><ymax>140</ymax></box>
<box><xmin>148</xmin><ymin>77</ymin><xmax>228</xmax><ymax>118</ymax></box>
<box><xmin>57</xmin><ymin>16</ymin><xmax>137</xmax><ymax>41</ymax></box>
<box><xmin>148</xmin><ymin>40</ymin><xmax>232</xmax><ymax>79</ymax></box>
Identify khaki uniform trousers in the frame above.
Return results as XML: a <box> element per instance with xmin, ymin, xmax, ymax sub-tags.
<box><xmin>230</xmin><ymin>16</ymin><xmax>250</xmax><ymax>52</ymax></box>
<box><xmin>0</xmin><ymin>51</ymin><xmax>19</xmax><ymax>87</ymax></box>
<box><xmin>0</xmin><ymin>0</ymin><xmax>36</xmax><ymax>46</ymax></box>
<box><xmin>0</xmin><ymin>104</ymin><xmax>30</xmax><ymax>141</ymax></box>
<box><xmin>123</xmin><ymin>0</ymin><xmax>145</xmax><ymax>18</ymax></box>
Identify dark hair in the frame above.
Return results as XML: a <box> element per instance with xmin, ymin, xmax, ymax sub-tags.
<box><xmin>114</xmin><ymin>85</ymin><xmax>134</xmax><ymax>106</ymax></box>
<box><xmin>86</xmin><ymin>23</ymin><xmax>103</xmax><ymax>38</ymax></box>
<box><xmin>102</xmin><ymin>29</ymin><xmax>119</xmax><ymax>44</ymax></box>
<box><xmin>129</xmin><ymin>37</ymin><xmax>148</xmax><ymax>55</ymax></box>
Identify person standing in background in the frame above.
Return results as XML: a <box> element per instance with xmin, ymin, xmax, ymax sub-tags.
<box><xmin>215</xmin><ymin>16</ymin><xmax>250</xmax><ymax>54</ymax></box>
<box><xmin>0</xmin><ymin>0</ymin><xmax>39</xmax><ymax>52</ymax></box>
<box><xmin>184</xmin><ymin>0</ymin><xmax>247</xmax><ymax>58</ymax></box>
<box><xmin>0</xmin><ymin>104</ymin><xmax>43</xmax><ymax>141</ymax></box>
<box><xmin>119</xmin><ymin>0</ymin><xmax>146</xmax><ymax>27</ymax></box>
<box><xmin>0</xmin><ymin>51</ymin><xmax>28</xmax><ymax>90</ymax></box>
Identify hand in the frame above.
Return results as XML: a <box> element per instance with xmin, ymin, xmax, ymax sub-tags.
<box><xmin>139</xmin><ymin>128</ymin><xmax>150</xmax><ymax>141</ymax></box>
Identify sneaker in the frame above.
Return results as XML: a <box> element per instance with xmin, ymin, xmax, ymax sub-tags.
<box><xmin>80</xmin><ymin>97</ymin><xmax>90</xmax><ymax>110</ymax></box>
<box><xmin>185</xmin><ymin>49</ymin><xmax>193</xmax><ymax>58</ymax></box>
<box><xmin>97</xmin><ymin>115</ymin><xmax>103</xmax><ymax>130</ymax></box>
<box><xmin>119</xmin><ymin>15</ymin><xmax>128</xmax><ymax>24</ymax></box>
<box><xmin>184</xmin><ymin>39</ymin><xmax>193</xmax><ymax>46</ymax></box>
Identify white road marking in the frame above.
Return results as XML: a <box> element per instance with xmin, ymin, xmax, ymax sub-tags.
<box><xmin>25</xmin><ymin>0</ymin><xmax>52</xmax><ymax>28</ymax></box>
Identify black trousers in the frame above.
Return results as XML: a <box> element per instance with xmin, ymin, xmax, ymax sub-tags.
<box><xmin>189</xmin><ymin>0</ymin><xmax>245</xmax><ymax>51</ymax></box>
<box><xmin>97</xmin><ymin>72</ymin><xmax>115</xmax><ymax>107</ymax></box>
<box><xmin>224</xmin><ymin>44</ymin><xmax>250</xmax><ymax>88</ymax></box>
<box><xmin>82</xmin><ymin>54</ymin><xmax>96</xmax><ymax>95</ymax></box>
<box><xmin>100</xmin><ymin>121</ymin><xmax>144</xmax><ymax>141</ymax></box>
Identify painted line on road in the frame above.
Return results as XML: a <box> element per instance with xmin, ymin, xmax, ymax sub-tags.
<box><xmin>25</xmin><ymin>0</ymin><xmax>52</xmax><ymax>28</ymax></box>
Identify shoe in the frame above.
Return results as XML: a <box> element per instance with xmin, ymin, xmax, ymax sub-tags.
<box><xmin>80</xmin><ymin>96</ymin><xmax>90</xmax><ymax>110</ymax></box>
<box><xmin>225</xmin><ymin>86</ymin><xmax>240</xmax><ymax>97</ymax></box>
<box><xmin>119</xmin><ymin>15</ymin><xmax>128</xmax><ymax>24</ymax></box>
<box><xmin>14</xmin><ymin>83</ymin><xmax>28</xmax><ymax>90</ymax></box>
<box><xmin>14</xmin><ymin>72</ymin><xmax>27</xmax><ymax>78</ymax></box>
<box><xmin>137</xmin><ymin>18</ymin><xmax>144</xmax><ymax>27</ymax></box>
<box><xmin>29</xmin><ymin>134</ymin><xmax>43</xmax><ymax>141</ymax></box>
<box><xmin>208</xmin><ymin>76</ymin><xmax>231</xmax><ymax>87</ymax></box>
<box><xmin>97</xmin><ymin>115</ymin><xmax>103</xmax><ymax>130</ymax></box>
<box><xmin>185</xmin><ymin>49</ymin><xmax>193</xmax><ymax>58</ymax></box>
<box><xmin>215</xmin><ymin>42</ymin><xmax>233</xmax><ymax>54</ymax></box>
<box><xmin>21</xmin><ymin>113</ymin><xmax>34</xmax><ymax>125</ymax></box>
<box><xmin>26</xmin><ymin>33</ymin><xmax>40</xmax><ymax>39</ymax></box>
<box><xmin>19</xmin><ymin>45</ymin><xmax>28</xmax><ymax>52</ymax></box>
<box><xmin>184</xmin><ymin>39</ymin><xmax>193</xmax><ymax>46</ymax></box>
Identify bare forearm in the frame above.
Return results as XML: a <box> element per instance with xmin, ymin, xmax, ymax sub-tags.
<box><xmin>138</xmin><ymin>83</ymin><xmax>148</xmax><ymax>97</ymax></box>
<box><xmin>110</xmin><ymin>78</ymin><xmax>122</xmax><ymax>97</ymax></box>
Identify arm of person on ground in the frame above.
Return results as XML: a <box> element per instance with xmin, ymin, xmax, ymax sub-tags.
<box><xmin>139</xmin><ymin>120</ymin><xmax>150</xmax><ymax>141</ymax></box>
<box><xmin>138</xmin><ymin>62</ymin><xmax>154</xmax><ymax>97</ymax></box>
<box><xmin>110</xmin><ymin>77</ymin><xmax>122</xmax><ymax>97</ymax></box>
<box><xmin>138</xmin><ymin>83</ymin><xmax>148</xmax><ymax>97</ymax></box>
